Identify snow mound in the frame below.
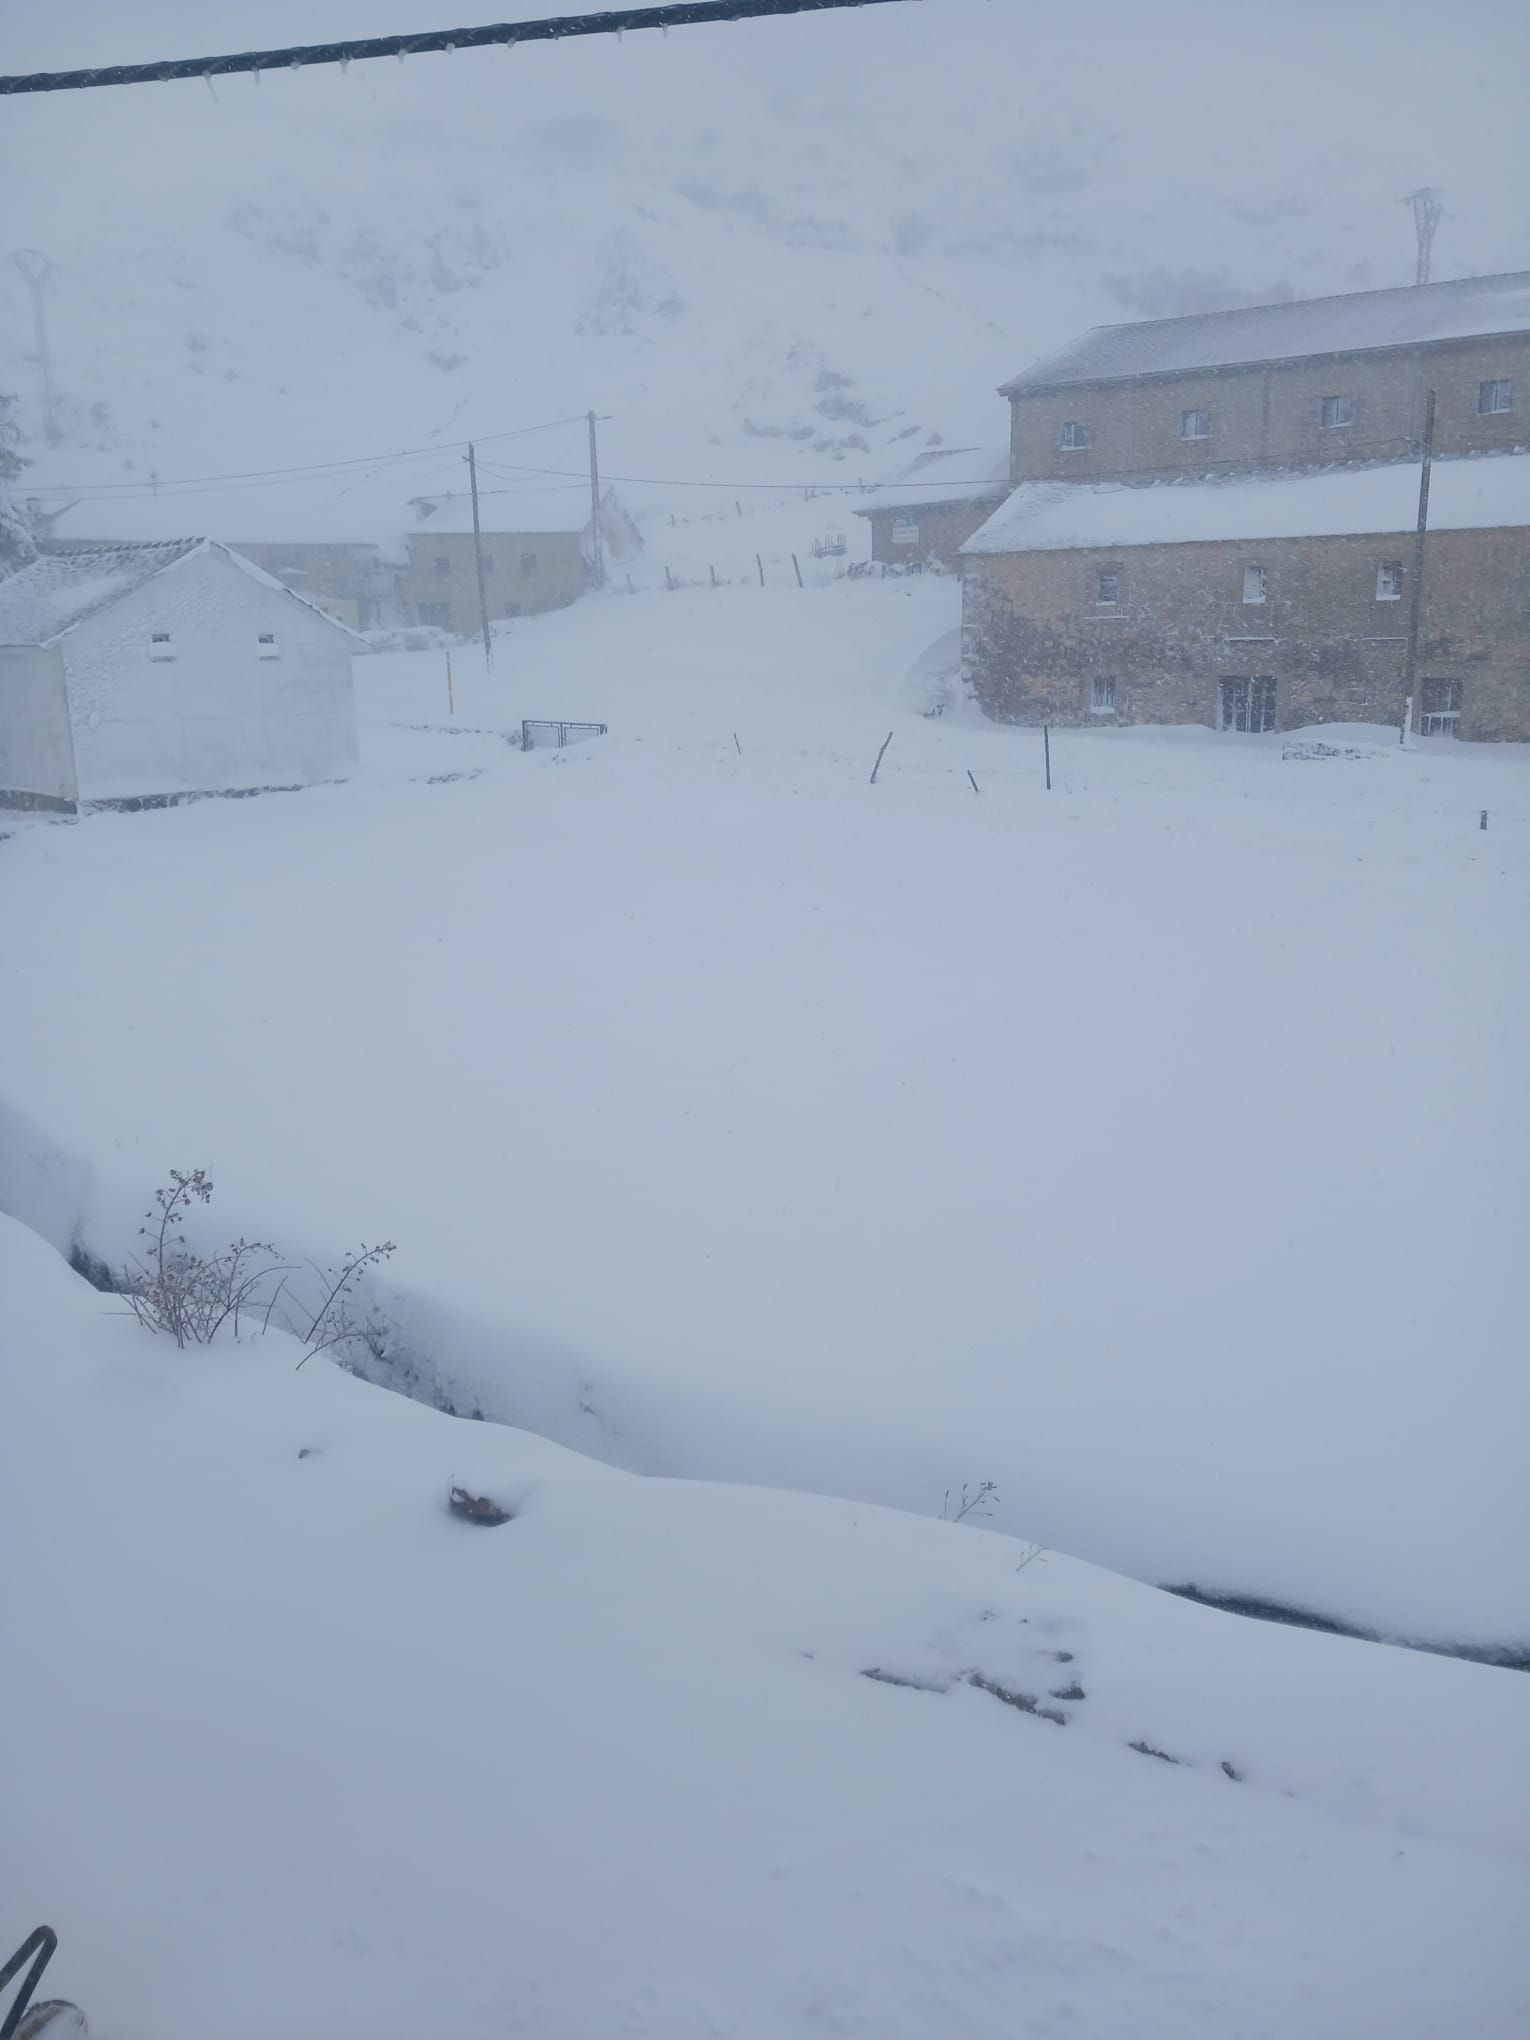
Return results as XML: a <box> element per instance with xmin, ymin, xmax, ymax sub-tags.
<box><xmin>4</xmin><ymin>1209</ymin><xmax>1528</xmax><ymax>2040</ymax></box>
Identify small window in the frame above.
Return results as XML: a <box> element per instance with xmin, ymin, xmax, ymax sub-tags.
<box><xmin>1420</xmin><ymin>678</ymin><xmax>1463</xmax><ymax>736</ymax></box>
<box><xmin>891</xmin><ymin>518</ymin><xmax>919</xmax><ymax>547</ymax></box>
<box><xmin>520</xmin><ymin>550</ymin><xmax>538</xmax><ymax>576</ymax></box>
<box><xmin>1059</xmin><ymin>420</ymin><xmax>1091</xmax><ymax>451</ymax></box>
<box><xmin>434</xmin><ymin>556</ymin><xmax>451</xmax><ymax>579</ymax></box>
<box><xmin>1321</xmin><ymin>395</ymin><xmax>1355</xmax><ymax>430</ymax></box>
<box><xmin>1220</xmin><ymin>676</ymin><xmax>1277</xmax><ymax>733</ymax></box>
<box><xmin>149</xmin><ymin>631</ymin><xmax>175</xmax><ymax>661</ymax></box>
<box><xmin>1091</xmin><ymin>675</ymin><xmax>1117</xmax><ymax>716</ymax></box>
<box><xmin>1095</xmin><ymin>567</ymin><xmax>1120</xmax><ymax>606</ymax></box>
<box><xmin>1242</xmin><ymin>564</ymin><xmax>1267</xmax><ymax>605</ymax></box>
<box><xmin>1178</xmin><ymin>408</ymin><xmax>1211</xmax><ymax>441</ymax></box>
<box><xmin>1478</xmin><ymin>379</ymin><xmax>1514</xmax><ymax>415</ymax></box>
<box><xmin>257</xmin><ymin>631</ymin><xmax>280</xmax><ymax>658</ymax></box>
<box><xmin>1376</xmin><ymin>560</ymin><xmax>1404</xmax><ymax>601</ymax></box>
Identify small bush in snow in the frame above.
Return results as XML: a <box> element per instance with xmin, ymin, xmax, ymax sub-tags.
<box><xmin>941</xmin><ymin>1479</ymin><xmax>999</xmax><ymax>1524</ymax></box>
<box><xmin>121</xmin><ymin>1168</ymin><xmax>395</xmax><ymax>1366</ymax></box>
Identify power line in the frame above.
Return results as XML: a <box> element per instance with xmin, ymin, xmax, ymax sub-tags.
<box><xmin>35</xmin><ymin>414</ymin><xmax>590</xmax><ymax>497</ymax></box>
<box><xmin>477</xmin><ymin>456</ymin><xmax>1006</xmax><ymax>494</ymax></box>
<box><xmin>0</xmin><ymin>0</ymin><xmax>907</xmax><ymax>96</ymax></box>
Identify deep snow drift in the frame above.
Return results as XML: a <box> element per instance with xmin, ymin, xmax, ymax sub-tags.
<box><xmin>4</xmin><ymin>1212</ymin><xmax>1528</xmax><ymax>2040</ymax></box>
<box><xmin>1</xmin><ymin>577</ymin><xmax>1525</xmax><ymax>1660</ymax></box>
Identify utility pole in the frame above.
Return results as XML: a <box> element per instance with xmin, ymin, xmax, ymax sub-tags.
<box><xmin>586</xmin><ymin>409</ymin><xmax>605</xmax><ymax>589</ymax></box>
<box><xmin>13</xmin><ymin>251</ymin><xmax>59</xmax><ymax>445</ymax></box>
<box><xmin>1407</xmin><ymin>188</ymin><xmax>1443</xmax><ymax>286</ymax></box>
<box><xmin>466</xmin><ymin>441</ymin><xmax>492</xmax><ymax>671</ymax></box>
<box><xmin>1400</xmin><ymin>387</ymin><xmax>1436</xmax><ymax>742</ymax></box>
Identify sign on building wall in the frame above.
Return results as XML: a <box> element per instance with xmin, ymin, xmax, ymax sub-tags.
<box><xmin>891</xmin><ymin>518</ymin><xmax>920</xmax><ymax>548</ymax></box>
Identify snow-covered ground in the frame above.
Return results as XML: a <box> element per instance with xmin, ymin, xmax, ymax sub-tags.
<box><xmin>5</xmin><ymin>1210</ymin><xmax>1529</xmax><ymax>2040</ymax></box>
<box><xmin>1</xmin><ymin>576</ymin><xmax>1526</xmax><ymax>1665</ymax></box>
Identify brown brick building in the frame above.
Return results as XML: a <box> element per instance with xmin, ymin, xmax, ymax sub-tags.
<box><xmin>962</xmin><ymin>458</ymin><xmax>1530</xmax><ymax>739</ymax></box>
<box><xmin>855</xmin><ymin>447</ymin><xmax>1010</xmax><ymax>569</ymax></box>
<box><xmin>964</xmin><ymin>272</ymin><xmax>1530</xmax><ymax>739</ymax></box>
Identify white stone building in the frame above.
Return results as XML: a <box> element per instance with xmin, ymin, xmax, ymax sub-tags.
<box><xmin>0</xmin><ymin>539</ymin><xmax>359</xmax><ymax>811</ymax></box>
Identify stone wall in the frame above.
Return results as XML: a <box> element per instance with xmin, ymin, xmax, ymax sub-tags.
<box><xmin>1010</xmin><ymin>334</ymin><xmax>1530</xmax><ymax>484</ymax></box>
<box><xmin>962</xmin><ymin>524</ymin><xmax>1530</xmax><ymax>740</ymax></box>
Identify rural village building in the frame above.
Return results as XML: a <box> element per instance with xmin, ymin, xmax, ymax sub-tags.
<box><xmin>855</xmin><ymin>447</ymin><xmax>1010</xmax><ymax>569</ymax></box>
<box><xmin>963</xmin><ymin>270</ymin><xmax>1530</xmax><ymax>738</ymax></box>
<box><xmin>403</xmin><ymin>486</ymin><xmax>641</xmax><ymax>634</ymax></box>
<box><xmin>0</xmin><ymin>539</ymin><xmax>359</xmax><ymax>811</ymax></box>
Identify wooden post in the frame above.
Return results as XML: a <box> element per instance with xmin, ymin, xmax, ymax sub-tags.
<box><xmin>1400</xmin><ymin>387</ymin><xmax>1436</xmax><ymax>741</ymax></box>
<box><xmin>467</xmin><ymin>441</ymin><xmax>492</xmax><ymax>671</ymax></box>
<box><xmin>1043</xmin><ymin>724</ymin><xmax>1051</xmax><ymax>791</ymax></box>
<box><xmin>792</xmin><ymin>553</ymin><xmax>803</xmax><ymax>587</ymax></box>
<box><xmin>586</xmin><ymin>409</ymin><xmax>605</xmax><ymax>589</ymax></box>
<box><xmin>967</xmin><ymin>769</ymin><xmax>979</xmax><ymax>793</ymax></box>
<box><xmin>756</xmin><ymin>553</ymin><xmax>765</xmax><ymax>587</ymax></box>
<box><xmin>710</xmin><ymin>564</ymin><xmax>718</xmax><ymax>588</ymax></box>
<box><xmin>665</xmin><ymin>564</ymin><xmax>675</xmax><ymax>592</ymax></box>
<box><xmin>870</xmin><ymin>730</ymin><xmax>894</xmax><ymax>785</ymax></box>
<box><xmin>733</xmin><ymin>732</ymin><xmax>742</xmax><ymax>756</ymax></box>
<box><xmin>445</xmin><ymin>650</ymin><xmax>454</xmax><ymax>718</ymax></box>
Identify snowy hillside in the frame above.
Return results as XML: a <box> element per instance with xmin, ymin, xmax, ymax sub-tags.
<box><xmin>5</xmin><ymin>1209</ymin><xmax>1529</xmax><ymax>2040</ymax></box>
<box><xmin>3</xmin><ymin>0</ymin><xmax>1528</xmax><ymax>537</ymax></box>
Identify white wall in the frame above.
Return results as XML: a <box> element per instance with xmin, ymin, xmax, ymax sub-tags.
<box><xmin>0</xmin><ymin>644</ymin><xmax>78</xmax><ymax>807</ymax></box>
<box><xmin>62</xmin><ymin>546</ymin><xmax>359</xmax><ymax>801</ymax></box>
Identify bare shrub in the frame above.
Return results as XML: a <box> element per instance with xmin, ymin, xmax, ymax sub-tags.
<box><xmin>121</xmin><ymin>1169</ymin><xmax>394</xmax><ymax>1367</ymax></box>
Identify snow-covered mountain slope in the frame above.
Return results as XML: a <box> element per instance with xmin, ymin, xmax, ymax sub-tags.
<box><xmin>4</xmin><ymin>1209</ymin><xmax>1528</xmax><ymax>2040</ymax></box>
<box><xmin>3</xmin><ymin>0</ymin><xmax>1527</xmax><ymax>536</ymax></box>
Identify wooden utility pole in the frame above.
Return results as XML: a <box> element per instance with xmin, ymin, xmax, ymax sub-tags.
<box><xmin>1400</xmin><ymin>387</ymin><xmax>1436</xmax><ymax>741</ymax></box>
<box><xmin>467</xmin><ymin>442</ymin><xmax>492</xmax><ymax>670</ymax></box>
<box><xmin>587</xmin><ymin>409</ymin><xmax>605</xmax><ymax>588</ymax></box>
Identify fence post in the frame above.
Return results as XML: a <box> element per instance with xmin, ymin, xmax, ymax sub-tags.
<box><xmin>870</xmin><ymin>731</ymin><xmax>894</xmax><ymax>785</ymax></box>
<box><xmin>756</xmin><ymin>553</ymin><xmax>765</xmax><ymax>587</ymax></box>
<box><xmin>792</xmin><ymin>553</ymin><xmax>803</xmax><ymax>587</ymax></box>
<box><xmin>1043</xmin><ymin>724</ymin><xmax>1052</xmax><ymax>791</ymax></box>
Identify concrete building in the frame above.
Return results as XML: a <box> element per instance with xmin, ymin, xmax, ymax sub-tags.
<box><xmin>0</xmin><ymin>539</ymin><xmax>359</xmax><ymax>811</ymax></box>
<box><xmin>1003</xmin><ymin>272</ymin><xmax>1530</xmax><ymax>485</ymax></box>
<box><xmin>854</xmin><ymin>447</ymin><xmax>1011</xmax><ymax>569</ymax></box>
<box><xmin>960</xmin><ymin>455</ymin><xmax>1530</xmax><ymax>739</ymax></box>
<box><xmin>402</xmin><ymin>485</ymin><xmax>642</xmax><ymax>632</ymax></box>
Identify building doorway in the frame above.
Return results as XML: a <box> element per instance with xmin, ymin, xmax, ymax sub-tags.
<box><xmin>1219</xmin><ymin>676</ymin><xmax>1277</xmax><ymax>733</ymax></box>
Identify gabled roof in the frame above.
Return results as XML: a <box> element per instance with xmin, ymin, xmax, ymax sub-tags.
<box><xmin>960</xmin><ymin>451</ymin><xmax>1530</xmax><ymax>556</ymax></box>
<box><xmin>0</xmin><ymin>538</ymin><xmax>362</xmax><ymax>646</ymax></box>
<box><xmin>854</xmin><ymin>446</ymin><xmax>1011</xmax><ymax>518</ymax></box>
<box><xmin>407</xmin><ymin>484</ymin><xmax>593</xmax><ymax>538</ymax></box>
<box><xmin>1001</xmin><ymin>271</ymin><xmax>1530</xmax><ymax>396</ymax></box>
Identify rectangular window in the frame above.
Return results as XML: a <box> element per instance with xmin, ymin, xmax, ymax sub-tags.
<box><xmin>1420</xmin><ymin>678</ymin><xmax>1463</xmax><ymax>736</ymax></box>
<box><xmin>1376</xmin><ymin>560</ymin><xmax>1404</xmax><ymax>601</ymax></box>
<box><xmin>1219</xmin><ymin>677</ymin><xmax>1277</xmax><ymax>733</ymax></box>
<box><xmin>1321</xmin><ymin>395</ymin><xmax>1355</xmax><ymax>430</ymax></box>
<box><xmin>1091</xmin><ymin>675</ymin><xmax>1117</xmax><ymax>716</ymax></box>
<box><xmin>149</xmin><ymin>631</ymin><xmax>175</xmax><ymax>661</ymax></box>
<box><xmin>1178</xmin><ymin>408</ymin><xmax>1211</xmax><ymax>440</ymax></box>
<box><xmin>520</xmin><ymin>550</ymin><xmax>538</xmax><ymax>576</ymax></box>
<box><xmin>1095</xmin><ymin>567</ymin><xmax>1120</xmax><ymax>606</ymax></box>
<box><xmin>256</xmin><ymin>632</ymin><xmax>280</xmax><ymax>658</ymax></box>
<box><xmin>434</xmin><ymin>556</ymin><xmax>451</xmax><ymax>579</ymax></box>
<box><xmin>1242</xmin><ymin>564</ymin><xmax>1267</xmax><ymax>605</ymax></box>
<box><xmin>891</xmin><ymin>518</ymin><xmax>919</xmax><ymax>547</ymax></box>
<box><xmin>1059</xmin><ymin>420</ymin><xmax>1091</xmax><ymax>451</ymax></box>
<box><xmin>1478</xmin><ymin>379</ymin><xmax>1514</xmax><ymax>415</ymax></box>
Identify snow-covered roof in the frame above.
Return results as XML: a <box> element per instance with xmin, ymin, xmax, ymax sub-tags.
<box><xmin>854</xmin><ymin>446</ymin><xmax>1011</xmax><ymax>517</ymax></box>
<box><xmin>408</xmin><ymin>484</ymin><xmax>593</xmax><ymax>537</ymax></box>
<box><xmin>961</xmin><ymin>453</ymin><xmax>1530</xmax><ymax>556</ymax></box>
<box><xmin>0</xmin><ymin>539</ymin><xmax>363</xmax><ymax>645</ymax></box>
<box><xmin>1001</xmin><ymin>272</ymin><xmax>1530</xmax><ymax>394</ymax></box>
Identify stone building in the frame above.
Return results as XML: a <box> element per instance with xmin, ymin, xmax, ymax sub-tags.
<box><xmin>854</xmin><ymin>447</ymin><xmax>1011</xmax><ymax>569</ymax></box>
<box><xmin>964</xmin><ymin>272</ymin><xmax>1530</xmax><ymax>739</ymax></box>
<box><xmin>1002</xmin><ymin>272</ymin><xmax>1530</xmax><ymax>485</ymax></box>
<box><xmin>961</xmin><ymin>455</ymin><xmax>1530</xmax><ymax>739</ymax></box>
<box><xmin>402</xmin><ymin>485</ymin><xmax>641</xmax><ymax>633</ymax></box>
